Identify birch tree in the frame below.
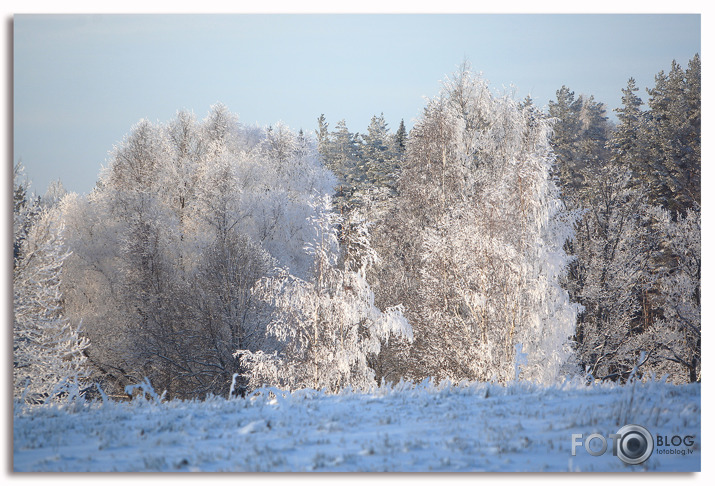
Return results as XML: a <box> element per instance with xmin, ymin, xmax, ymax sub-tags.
<box><xmin>373</xmin><ymin>64</ymin><xmax>579</xmax><ymax>384</ymax></box>
<box><xmin>239</xmin><ymin>195</ymin><xmax>412</xmax><ymax>392</ymax></box>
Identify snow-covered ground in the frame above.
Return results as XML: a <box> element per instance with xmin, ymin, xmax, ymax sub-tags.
<box><xmin>13</xmin><ymin>379</ymin><xmax>700</xmax><ymax>472</ymax></box>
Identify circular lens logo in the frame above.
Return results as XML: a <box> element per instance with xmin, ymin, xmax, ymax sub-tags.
<box><xmin>616</xmin><ymin>424</ymin><xmax>654</xmax><ymax>465</ymax></box>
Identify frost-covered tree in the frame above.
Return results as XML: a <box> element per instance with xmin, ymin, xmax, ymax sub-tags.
<box><xmin>607</xmin><ymin>77</ymin><xmax>645</xmax><ymax>170</ymax></box>
<box><xmin>361</xmin><ymin>113</ymin><xmax>398</xmax><ymax>193</ymax></box>
<box><xmin>78</xmin><ymin>117</ymin><xmax>184</xmax><ymax>396</ymax></box>
<box><xmin>316</xmin><ymin>113</ymin><xmax>330</xmax><ymax>162</ymax></box>
<box><xmin>13</xmin><ymin>202</ymin><xmax>89</xmax><ymax>403</ymax></box>
<box><xmin>39</xmin><ymin>179</ymin><xmax>68</xmax><ymax>210</ymax></box>
<box><xmin>373</xmin><ymin>64</ymin><xmax>579</xmax><ymax>384</ymax></box>
<box><xmin>641</xmin><ymin>56</ymin><xmax>700</xmax><ymax>215</ymax></box>
<box><xmin>604</xmin><ymin>56</ymin><xmax>700</xmax><ymax>218</ymax></box>
<box><xmin>239</xmin><ymin>194</ymin><xmax>412</xmax><ymax>392</ymax></box>
<box><xmin>548</xmin><ymin>87</ymin><xmax>611</xmax><ymax>206</ymax></box>
<box><xmin>571</xmin><ymin>200</ymin><xmax>700</xmax><ymax>384</ymax></box>
<box><xmin>316</xmin><ymin>114</ymin><xmax>403</xmax><ymax>218</ymax></box>
<box><xmin>642</xmin><ymin>207</ymin><xmax>700</xmax><ymax>383</ymax></box>
<box><xmin>567</xmin><ymin>164</ymin><xmax>658</xmax><ymax>382</ymax></box>
<box><xmin>13</xmin><ymin>162</ymin><xmax>36</xmax><ymax>267</ymax></box>
<box><xmin>569</xmin><ymin>56</ymin><xmax>701</xmax><ymax>383</ymax></box>
<box><xmin>61</xmin><ymin>105</ymin><xmax>335</xmax><ymax>398</ymax></box>
<box><xmin>394</xmin><ymin>118</ymin><xmax>407</xmax><ymax>156</ymax></box>
<box><xmin>327</xmin><ymin>119</ymin><xmax>363</xmax><ymax>188</ymax></box>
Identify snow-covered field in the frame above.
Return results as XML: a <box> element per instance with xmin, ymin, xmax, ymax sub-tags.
<box><xmin>13</xmin><ymin>379</ymin><xmax>700</xmax><ymax>472</ymax></box>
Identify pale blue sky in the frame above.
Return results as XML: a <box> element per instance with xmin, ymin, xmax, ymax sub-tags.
<box><xmin>14</xmin><ymin>14</ymin><xmax>701</xmax><ymax>195</ymax></box>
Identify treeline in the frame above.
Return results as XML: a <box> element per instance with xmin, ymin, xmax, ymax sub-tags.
<box><xmin>13</xmin><ymin>56</ymin><xmax>700</xmax><ymax>403</ymax></box>
<box><xmin>549</xmin><ymin>55</ymin><xmax>701</xmax><ymax>383</ymax></box>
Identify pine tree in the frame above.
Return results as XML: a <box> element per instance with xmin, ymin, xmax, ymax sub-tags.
<box><xmin>608</xmin><ymin>78</ymin><xmax>645</xmax><ymax>172</ymax></box>
<box><xmin>641</xmin><ymin>57</ymin><xmax>700</xmax><ymax>215</ymax></box>
<box><xmin>362</xmin><ymin>113</ymin><xmax>398</xmax><ymax>193</ymax></box>
<box><xmin>316</xmin><ymin>113</ymin><xmax>330</xmax><ymax>162</ymax></box>
<box><xmin>548</xmin><ymin>86</ymin><xmax>583</xmax><ymax>198</ymax></box>
<box><xmin>548</xmin><ymin>87</ymin><xmax>611</xmax><ymax>206</ymax></box>
<box><xmin>394</xmin><ymin>118</ymin><xmax>407</xmax><ymax>156</ymax></box>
